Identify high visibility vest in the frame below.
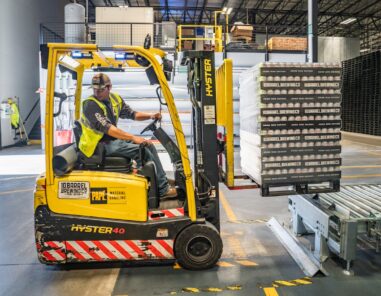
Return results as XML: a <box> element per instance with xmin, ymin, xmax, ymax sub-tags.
<box><xmin>79</xmin><ymin>93</ymin><xmax>123</xmax><ymax>157</ymax></box>
<box><xmin>10</xmin><ymin>103</ymin><xmax>20</xmax><ymax>129</ymax></box>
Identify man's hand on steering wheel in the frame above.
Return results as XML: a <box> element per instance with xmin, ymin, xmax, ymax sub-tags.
<box><xmin>150</xmin><ymin>112</ymin><xmax>162</xmax><ymax>120</ymax></box>
<box><xmin>132</xmin><ymin>135</ymin><xmax>152</xmax><ymax>145</ymax></box>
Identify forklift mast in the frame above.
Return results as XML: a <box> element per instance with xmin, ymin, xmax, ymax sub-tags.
<box><xmin>183</xmin><ymin>51</ymin><xmax>220</xmax><ymax>230</ymax></box>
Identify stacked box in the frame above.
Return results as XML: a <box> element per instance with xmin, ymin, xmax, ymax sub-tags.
<box><xmin>239</xmin><ymin>62</ymin><xmax>342</xmax><ymax>193</ymax></box>
<box><xmin>342</xmin><ymin>51</ymin><xmax>381</xmax><ymax>136</ymax></box>
<box><xmin>268</xmin><ymin>37</ymin><xmax>307</xmax><ymax>51</ymax></box>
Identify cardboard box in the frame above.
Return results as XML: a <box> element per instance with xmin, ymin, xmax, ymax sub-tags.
<box><xmin>181</xmin><ymin>28</ymin><xmax>194</xmax><ymax>37</ymax></box>
<box><xmin>182</xmin><ymin>40</ymin><xmax>193</xmax><ymax>50</ymax></box>
<box><xmin>230</xmin><ymin>25</ymin><xmax>253</xmax><ymax>38</ymax></box>
<box><xmin>268</xmin><ymin>37</ymin><xmax>307</xmax><ymax>51</ymax></box>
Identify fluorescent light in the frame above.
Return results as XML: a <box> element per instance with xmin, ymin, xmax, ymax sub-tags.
<box><xmin>360</xmin><ymin>48</ymin><xmax>370</xmax><ymax>53</ymax></box>
<box><xmin>340</xmin><ymin>18</ymin><xmax>356</xmax><ymax>25</ymax></box>
<box><xmin>119</xmin><ymin>5</ymin><xmax>128</xmax><ymax>8</ymax></box>
<box><xmin>222</xmin><ymin>7</ymin><xmax>233</xmax><ymax>14</ymax></box>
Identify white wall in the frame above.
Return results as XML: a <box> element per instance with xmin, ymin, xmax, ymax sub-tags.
<box><xmin>0</xmin><ymin>0</ymin><xmax>70</xmax><ymax>134</ymax></box>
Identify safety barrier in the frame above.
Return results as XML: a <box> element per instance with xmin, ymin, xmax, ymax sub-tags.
<box><xmin>177</xmin><ymin>25</ymin><xmax>223</xmax><ymax>52</ymax></box>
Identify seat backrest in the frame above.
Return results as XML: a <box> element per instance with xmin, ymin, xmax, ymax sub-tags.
<box><xmin>73</xmin><ymin>120</ymin><xmax>82</xmax><ymax>145</ymax></box>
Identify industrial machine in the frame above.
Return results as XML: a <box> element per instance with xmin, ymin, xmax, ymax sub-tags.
<box><xmin>34</xmin><ymin>44</ymin><xmax>222</xmax><ymax>270</ymax></box>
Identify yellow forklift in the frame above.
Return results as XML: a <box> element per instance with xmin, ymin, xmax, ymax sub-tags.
<box><xmin>34</xmin><ymin>43</ymin><xmax>222</xmax><ymax>270</ymax></box>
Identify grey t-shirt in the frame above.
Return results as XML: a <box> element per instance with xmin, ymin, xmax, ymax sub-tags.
<box><xmin>82</xmin><ymin>94</ymin><xmax>136</xmax><ymax>141</ymax></box>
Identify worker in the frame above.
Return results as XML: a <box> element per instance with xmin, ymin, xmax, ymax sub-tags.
<box><xmin>7</xmin><ymin>98</ymin><xmax>20</xmax><ymax>129</ymax></box>
<box><xmin>79</xmin><ymin>73</ymin><xmax>177</xmax><ymax>198</ymax></box>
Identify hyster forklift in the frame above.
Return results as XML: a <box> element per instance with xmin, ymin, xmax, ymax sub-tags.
<box><xmin>34</xmin><ymin>43</ymin><xmax>222</xmax><ymax>270</ymax></box>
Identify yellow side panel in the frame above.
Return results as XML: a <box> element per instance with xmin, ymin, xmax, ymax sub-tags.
<box><xmin>46</xmin><ymin>171</ymin><xmax>148</xmax><ymax>222</ymax></box>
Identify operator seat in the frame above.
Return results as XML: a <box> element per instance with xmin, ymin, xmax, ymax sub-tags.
<box><xmin>73</xmin><ymin>121</ymin><xmax>132</xmax><ymax>173</ymax></box>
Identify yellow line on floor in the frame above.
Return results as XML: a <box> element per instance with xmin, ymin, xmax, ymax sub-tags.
<box><xmin>342</xmin><ymin>174</ymin><xmax>381</xmax><ymax>179</ymax></box>
<box><xmin>219</xmin><ymin>190</ymin><xmax>238</xmax><ymax>222</ymax></box>
<box><xmin>236</xmin><ymin>260</ymin><xmax>258</xmax><ymax>266</ymax></box>
<box><xmin>216</xmin><ymin>261</ymin><xmax>235</xmax><ymax>267</ymax></box>
<box><xmin>342</xmin><ymin>165</ymin><xmax>381</xmax><ymax>169</ymax></box>
<box><xmin>0</xmin><ymin>188</ymin><xmax>34</xmax><ymax>196</ymax></box>
<box><xmin>263</xmin><ymin>287</ymin><xmax>279</xmax><ymax>296</ymax></box>
<box><xmin>219</xmin><ymin>191</ymin><xmax>249</xmax><ymax>259</ymax></box>
<box><xmin>273</xmin><ymin>280</ymin><xmax>296</xmax><ymax>287</ymax></box>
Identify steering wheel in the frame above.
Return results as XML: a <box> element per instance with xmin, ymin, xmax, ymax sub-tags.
<box><xmin>140</xmin><ymin>118</ymin><xmax>159</xmax><ymax>135</ymax></box>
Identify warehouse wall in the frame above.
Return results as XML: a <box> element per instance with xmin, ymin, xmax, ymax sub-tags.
<box><xmin>0</xmin><ymin>0</ymin><xmax>70</xmax><ymax>134</ymax></box>
<box><xmin>318</xmin><ymin>37</ymin><xmax>360</xmax><ymax>63</ymax></box>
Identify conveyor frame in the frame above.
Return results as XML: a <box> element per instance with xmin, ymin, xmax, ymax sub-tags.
<box><xmin>289</xmin><ymin>184</ymin><xmax>381</xmax><ymax>274</ymax></box>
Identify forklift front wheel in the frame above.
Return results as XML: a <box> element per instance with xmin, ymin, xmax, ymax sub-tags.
<box><xmin>174</xmin><ymin>222</ymin><xmax>223</xmax><ymax>270</ymax></box>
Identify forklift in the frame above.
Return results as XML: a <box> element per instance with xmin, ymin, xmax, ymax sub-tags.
<box><xmin>34</xmin><ymin>44</ymin><xmax>222</xmax><ymax>270</ymax></box>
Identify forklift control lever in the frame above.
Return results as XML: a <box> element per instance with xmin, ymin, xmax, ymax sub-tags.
<box><xmin>140</xmin><ymin>118</ymin><xmax>159</xmax><ymax>135</ymax></box>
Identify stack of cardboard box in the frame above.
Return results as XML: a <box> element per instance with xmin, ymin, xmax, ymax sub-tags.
<box><xmin>267</xmin><ymin>37</ymin><xmax>307</xmax><ymax>51</ymax></box>
<box><xmin>239</xmin><ymin>62</ymin><xmax>342</xmax><ymax>195</ymax></box>
<box><xmin>230</xmin><ymin>24</ymin><xmax>253</xmax><ymax>43</ymax></box>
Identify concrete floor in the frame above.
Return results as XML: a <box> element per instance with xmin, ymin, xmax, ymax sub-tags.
<box><xmin>0</xmin><ymin>139</ymin><xmax>380</xmax><ymax>296</ymax></box>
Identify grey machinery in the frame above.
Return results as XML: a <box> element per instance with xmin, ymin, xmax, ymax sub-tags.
<box><xmin>288</xmin><ymin>184</ymin><xmax>381</xmax><ymax>274</ymax></box>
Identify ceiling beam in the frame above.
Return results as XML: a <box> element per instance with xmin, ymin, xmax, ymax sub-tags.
<box><xmin>183</xmin><ymin>0</ymin><xmax>188</xmax><ymax>23</ymax></box>
<box><xmin>198</xmin><ymin>0</ymin><xmax>208</xmax><ymax>24</ymax></box>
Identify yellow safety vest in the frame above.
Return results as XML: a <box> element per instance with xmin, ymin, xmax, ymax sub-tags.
<box><xmin>10</xmin><ymin>103</ymin><xmax>20</xmax><ymax>129</ymax></box>
<box><xmin>79</xmin><ymin>93</ymin><xmax>123</xmax><ymax>157</ymax></box>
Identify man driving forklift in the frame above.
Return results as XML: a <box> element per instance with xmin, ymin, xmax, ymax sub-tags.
<box><xmin>80</xmin><ymin>72</ymin><xmax>177</xmax><ymax>198</ymax></box>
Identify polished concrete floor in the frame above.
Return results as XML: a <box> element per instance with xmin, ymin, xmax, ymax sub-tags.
<box><xmin>0</xmin><ymin>139</ymin><xmax>380</xmax><ymax>296</ymax></box>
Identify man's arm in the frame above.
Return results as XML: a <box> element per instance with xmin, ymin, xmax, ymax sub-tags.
<box><xmin>83</xmin><ymin>100</ymin><xmax>147</xmax><ymax>144</ymax></box>
<box><xmin>118</xmin><ymin>98</ymin><xmax>161</xmax><ymax>121</ymax></box>
<box><xmin>134</xmin><ymin>112</ymin><xmax>161</xmax><ymax>121</ymax></box>
<box><xmin>107</xmin><ymin>125</ymin><xmax>147</xmax><ymax>144</ymax></box>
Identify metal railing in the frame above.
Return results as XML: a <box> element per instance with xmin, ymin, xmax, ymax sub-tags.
<box><xmin>177</xmin><ymin>25</ymin><xmax>223</xmax><ymax>52</ymax></box>
<box><xmin>40</xmin><ymin>22</ymin><xmax>177</xmax><ymax>50</ymax></box>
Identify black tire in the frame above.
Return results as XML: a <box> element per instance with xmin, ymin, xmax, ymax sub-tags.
<box><xmin>174</xmin><ymin>222</ymin><xmax>223</xmax><ymax>270</ymax></box>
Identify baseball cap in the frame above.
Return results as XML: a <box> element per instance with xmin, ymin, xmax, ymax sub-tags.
<box><xmin>91</xmin><ymin>73</ymin><xmax>111</xmax><ymax>89</ymax></box>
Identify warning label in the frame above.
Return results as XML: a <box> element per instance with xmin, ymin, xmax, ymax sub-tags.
<box><xmin>58</xmin><ymin>182</ymin><xmax>89</xmax><ymax>199</ymax></box>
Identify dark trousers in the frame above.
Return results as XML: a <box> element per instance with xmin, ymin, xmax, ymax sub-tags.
<box><xmin>104</xmin><ymin>139</ymin><xmax>169</xmax><ymax>196</ymax></box>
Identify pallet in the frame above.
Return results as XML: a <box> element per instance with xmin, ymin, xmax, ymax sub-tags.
<box><xmin>260</xmin><ymin>179</ymin><xmax>340</xmax><ymax>197</ymax></box>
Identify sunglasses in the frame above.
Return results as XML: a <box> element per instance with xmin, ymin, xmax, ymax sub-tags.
<box><xmin>93</xmin><ymin>85</ymin><xmax>111</xmax><ymax>91</ymax></box>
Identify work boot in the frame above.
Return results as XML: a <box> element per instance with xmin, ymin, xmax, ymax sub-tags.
<box><xmin>161</xmin><ymin>186</ymin><xmax>177</xmax><ymax>198</ymax></box>
<box><xmin>167</xmin><ymin>178</ymin><xmax>176</xmax><ymax>186</ymax></box>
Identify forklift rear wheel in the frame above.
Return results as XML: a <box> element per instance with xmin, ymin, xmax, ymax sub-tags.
<box><xmin>174</xmin><ymin>222</ymin><xmax>222</xmax><ymax>270</ymax></box>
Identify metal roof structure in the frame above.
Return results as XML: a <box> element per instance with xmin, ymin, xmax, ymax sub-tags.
<box><xmin>71</xmin><ymin>0</ymin><xmax>381</xmax><ymax>49</ymax></box>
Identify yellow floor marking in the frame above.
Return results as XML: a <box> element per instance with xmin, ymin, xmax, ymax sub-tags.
<box><xmin>236</xmin><ymin>260</ymin><xmax>258</xmax><ymax>266</ymax></box>
<box><xmin>0</xmin><ymin>188</ymin><xmax>34</xmax><ymax>196</ymax></box>
<box><xmin>173</xmin><ymin>262</ymin><xmax>182</xmax><ymax>269</ymax></box>
<box><xmin>226</xmin><ymin>285</ymin><xmax>242</xmax><ymax>291</ymax></box>
<box><xmin>182</xmin><ymin>287</ymin><xmax>200</xmax><ymax>293</ymax></box>
<box><xmin>273</xmin><ymin>280</ymin><xmax>296</xmax><ymax>286</ymax></box>
<box><xmin>220</xmin><ymin>191</ymin><xmax>249</xmax><ymax>259</ymax></box>
<box><xmin>28</xmin><ymin>139</ymin><xmax>42</xmax><ymax>145</ymax></box>
<box><xmin>219</xmin><ymin>190</ymin><xmax>238</xmax><ymax>222</ymax></box>
<box><xmin>292</xmin><ymin>279</ymin><xmax>312</xmax><ymax>285</ymax></box>
<box><xmin>263</xmin><ymin>287</ymin><xmax>279</xmax><ymax>296</ymax></box>
<box><xmin>342</xmin><ymin>165</ymin><xmax>381</xmax><ymax>169</ymax></box>
<box><xmin>204</xmin><ymin>288</ymin><xmax>223</xmax><ymax>292</ymax></box>
<box><xmin>216</xmin><ymin>261</ymin><xmax>235</xmax><ymax>267</ymax></box>
<box><xmin>342</xmin><ymin>174</ymin><xmax>381</xmax><ymax>179</ymax></box>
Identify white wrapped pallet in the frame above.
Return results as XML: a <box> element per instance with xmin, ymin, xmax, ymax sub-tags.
<box><xmin>239</xmin><ymin>62</ymin><xmax>342</xmax><ymax>196</ymax></box>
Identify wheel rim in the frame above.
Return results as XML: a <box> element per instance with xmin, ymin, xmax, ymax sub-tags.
<box><xmin>185</xmin><ymin>235</ymin><xmax>214</xmax><ymax>263</ymax></box>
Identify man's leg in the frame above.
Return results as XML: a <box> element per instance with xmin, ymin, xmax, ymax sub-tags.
<box><xmin>104</xmin><ymin>140</ymin><xmax>170</xmax><ymax>196</ymax></box>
